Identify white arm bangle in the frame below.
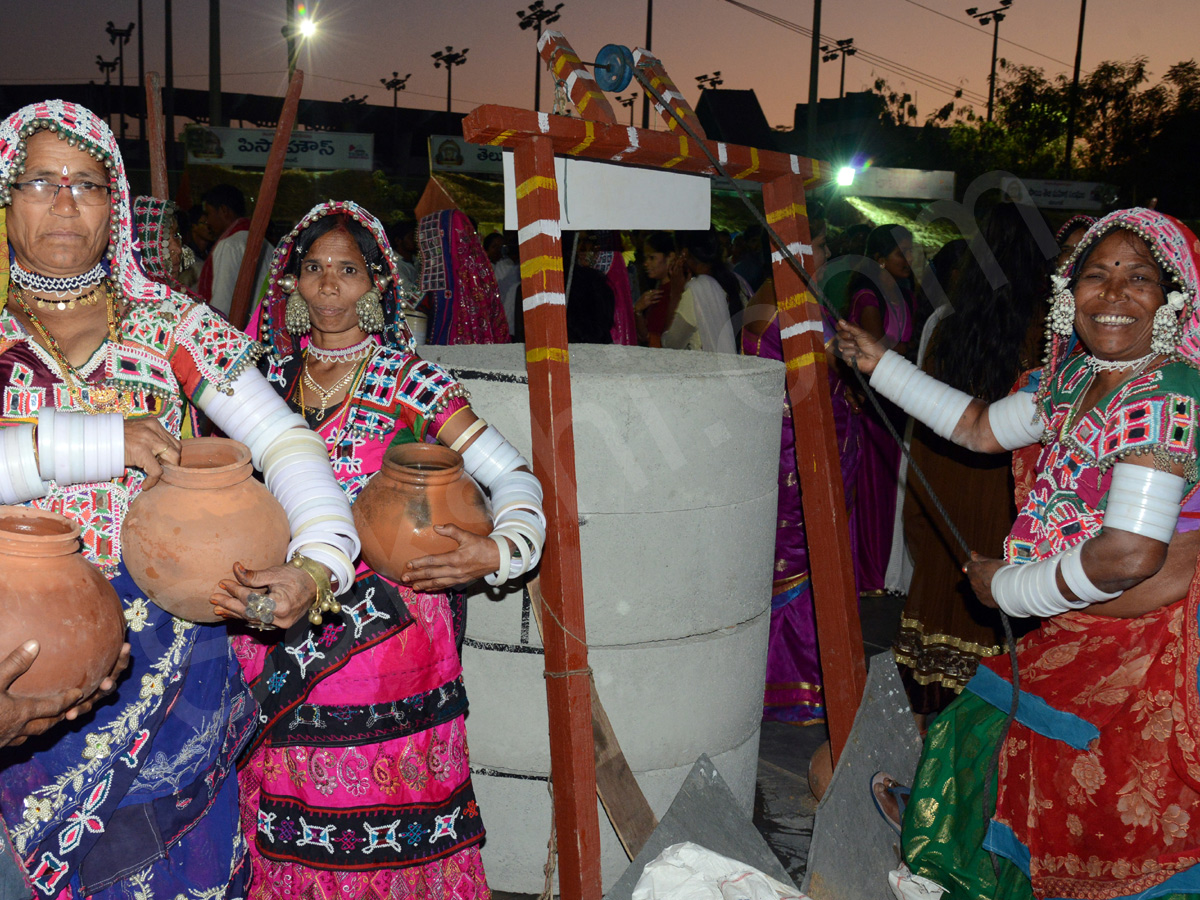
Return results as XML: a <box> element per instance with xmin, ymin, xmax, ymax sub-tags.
<box><xmin>194</xmin><ymin>369</ymin><xmax>306</xmax><ymax>470</ymax></box>
<box><xmin>36</xmin><ymin>409</ymin><xmax>125</xmax><ymax>485</ymax></box>
<box><xmin>485</xmin><ymin>534</ymin><xmax>512</xmax><ymax>587</ymax></box>
<box><xmin>0</xmin><ymin>425</ymin><xmax>49</xmax><ymax>503</ymax></box>
<box><xmin>991</xmin><ymin>556</ymin><xmax>1088</xmax><ymax>618</ymax></box>
<box><xmin>1104</xmin><ymin>463</ymin><xmax>1185</xmax><ymax>543</ymax></box>
<box><xmin>986</xmin><ymin>391</ymin><xmax>1044</xmax><ymax>451</ymax></box>
<box><xmin>1058</xmin><ymin>541</ymin><xmax>1122</xmax><ymax>604</ymax></box>
<box><xmin>462</xmin><ymin>425</ymin><xmax>526</xmax><ymax>482</ymax></box>
<box><xmin>870</xmin><ymin>350</ymin><xmax>973</xmax><ymax>441</ymax></box>
<box><xmin>449</xmin><ymin>417</ymin><xmax>488</xmax><ymax>453</ymax></box>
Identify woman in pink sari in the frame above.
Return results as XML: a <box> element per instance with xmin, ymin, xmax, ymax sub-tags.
<box><xmin>416</xmin><ymin>209</ymin><xmax>509</xmax><ymax>345</ymax></box>
<box><xmin>239</xmin><ymin>201</ymin><xmax>545</xmax><ymax>899</ymax></box>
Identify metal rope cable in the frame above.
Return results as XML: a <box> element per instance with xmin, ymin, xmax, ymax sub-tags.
<box><xmin>630</xmin><ymin>66</ymin><xmax>1020</xmax><ymax>868</ymax></box>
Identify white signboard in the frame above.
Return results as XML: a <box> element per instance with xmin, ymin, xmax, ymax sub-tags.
<box><xmin>429</xmin><ymin>135</ymin><xmax>504</xmax><ymax>175</ymax></box>
<box><xmin>1001</xmin><ymin>177</ymin><xmax>1112</xmax><ymax>211</ymax></box>
<box><xmin>502</xmin><ymin>152</ymin><xmax>710</xmax><ymax>231</ymax></box>
<box><xmin>850</xmin><ymin>167</ymin><xmax>955</xmax><ymax>201</ymax></box>
<box><xmin>184</xmin><ymin>126</ymin><xmax>374</xmax><ymax>171</ymax></box>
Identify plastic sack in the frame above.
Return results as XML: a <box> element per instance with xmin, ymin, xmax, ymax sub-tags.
<box><xmin>631</xmin><ymin>841</ymin><xmax>808</xmax><ymax>900</ymax></box>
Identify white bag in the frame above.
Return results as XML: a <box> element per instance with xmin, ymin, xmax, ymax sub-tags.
<box><xmin>631</xmin><ymin>842</ymin><xmax>809</xmax><ymax>900</ymax></box>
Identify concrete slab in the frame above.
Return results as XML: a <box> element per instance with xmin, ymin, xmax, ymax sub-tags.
<box><xmin>801</xmin><ymin>651</ymin><xmax>924</xmax><ymax>900</ymax></box>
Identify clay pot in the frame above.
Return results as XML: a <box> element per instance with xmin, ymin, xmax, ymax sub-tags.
<box><xmin>0</xmin><ymin>506</ymin><xmax>124</xmax><ymax>698</ymax></box>
<box><xmin>123</xmin><ymin>437</ymin><xmax>290</xmax><ymax>623</ymax></box>
<box><xmin>354</xmin><ymin>443</ymin><xmax>492</xmax><ymax>583</ymax></box>
<box><xmin>808</xmin><ymin>739</ymin><xmax>835</xmax><ymax>801</ymax></box>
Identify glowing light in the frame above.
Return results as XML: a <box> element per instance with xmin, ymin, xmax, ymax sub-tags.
<box><xmin>298</xmin><ymin>16</ymin><xmax>317</xmax><ymax>38</ymax></box>
<box><xmin>836</xmin><ymin>166</ymin><xmax>856</xmax><ymax>187</ymax></box>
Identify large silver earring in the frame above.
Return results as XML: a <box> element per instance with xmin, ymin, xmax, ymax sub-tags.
<box><xmin>1151</xmin><ymin>304</ymin><xmax>1181</xmax><ymax>356</ymax></box>
<box><xmin>281</xmin><ymin>276</ymin><xmax>310</xmax><ymax>334</ymax></box>
<box><xmin>1049</xmin><ymin>287</ymin><xmax>1076</xmax><ymax>337</ymax></box>
<box><xmin>356</xmin><ymin>287</ymin><xmax>385</xmax><ymax>333</ymax></box>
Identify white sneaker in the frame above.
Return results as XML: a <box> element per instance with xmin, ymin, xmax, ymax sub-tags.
<box><xmin>888</xmin><ymin>864</ymin><xmax>947</xmax><ymax>900</ymax></box>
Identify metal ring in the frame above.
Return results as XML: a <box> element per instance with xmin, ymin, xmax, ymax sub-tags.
<box><xmin>245</xmin><ymin>591</ymin><xmax>277</xmax><ymax>626</ymax></box>
<box><xmin>153</xmin><ymin>445</ymin><xmax>172</xmax><ymax>459</ymax></box>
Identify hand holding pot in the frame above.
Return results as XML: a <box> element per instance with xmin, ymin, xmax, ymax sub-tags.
<box><xmin>124</xmin><ymin>418</ymin><xmax>181</xmax><ymax>489</ymax></box>
<box><xmin>402</xmin><ymin>525</ymin><xmax>503</xmax><ymax>593</ymax></box>
<box><xmin>0</xmin><ymin>641</ymin><xmax>83</xmax><ymax>748</ymax></box>
<box><xmin>210</xmin><ymin>560</ymin><xmax>324</xmax><ymax>630</ymax></box>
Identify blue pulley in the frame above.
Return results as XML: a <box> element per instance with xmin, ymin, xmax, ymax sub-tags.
<box><xmin>593</xmin><ymin>44</ymin><xmax>635</xmax><ymax>93</ymax></box>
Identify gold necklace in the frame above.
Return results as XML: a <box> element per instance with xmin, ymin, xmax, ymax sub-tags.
<box><xmin>300</xmin><ymin>350</ymin><xmax>368</xmax><ymax>422</ymax></box>
<box><xmin>30</xmin><ymin>284</ymin><xmax>103</xmax><ymax>311</ymax></box>
<box><xmin>11</xmin><ymin>283</ymin><xmax>131</xmax><ymax>415</ymax></box>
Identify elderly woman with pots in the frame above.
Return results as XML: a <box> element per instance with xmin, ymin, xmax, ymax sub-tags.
<box><xmin>838</xmin><ymin>208</ymin><xmax>1200</xmax><ymax>900</ymax></box>
<box><xmin>0</xmin><ymin>100</ymin><xmax>359</xmax><ymax>898</ymax></box>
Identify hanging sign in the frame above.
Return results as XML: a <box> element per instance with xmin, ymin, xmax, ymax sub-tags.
<box><xmin>184</xmin><ymin>126</ymin><xmax>374</xmax><ymax>171</ymax></box>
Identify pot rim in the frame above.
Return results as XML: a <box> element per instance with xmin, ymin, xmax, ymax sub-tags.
<box><xmin>0</xmin><ymin>506</ymin><xmax>82</xmax><ymax>557</ymax></box>
<box><xmin>380</xmin><ymin>443</ymin><xmax>465</xmax><ymax>485</ymax></box>
<box><xmin>160</xmin><ymin>437</ymin><xmax>253</xmax><ymax>489</ymax></box>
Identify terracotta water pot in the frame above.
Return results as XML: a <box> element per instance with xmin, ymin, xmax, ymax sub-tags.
<box><xmin>354</xmin><ymin>443</ymin><xmax>492</xmax><ymax>583</ymax></box>
<box><xmin>123</xmin><ymin>437</ymin><xmax>290</xmax><ymax>623</ymax></box>
<box><xmin>0</xmin><ymin>506</ymin><xmax>124</xmax><ymax>698</ymax></box>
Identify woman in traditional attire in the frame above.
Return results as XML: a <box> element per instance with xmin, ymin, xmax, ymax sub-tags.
<box><xmin>238</xmin><ymin>200</ymin><xmax>545</xmax><ymax>900</ymax></box>
<box><xmin>892</xmin><ymin>203</ymin><xmax>1049</xmax><ymax>719</ymax></box>
<box><xmin>742</xmin><ymin>212</ymin><xmax>862</xmax><ymax>723</ymax></box>
<box><xmin>132</xmin><ymin>195</ymin><xmax>196</xmax><ymax>297</ymax></box>
<box><xmin>415</xmin><ymin>209</ymin><xmax>508</xmax><ymax>346</ymax></box>
<box><xmin>585</xmin><ymin>230</ymin><xmax>637</xmax><ymax>345</ymax></box>
<box><xmin>659</xmin><ymin>230</ymin><xmax>743</xmax><ymax>354</ymax></box>
<box><xmin>838</xmin><ymin>208</ymin><xmax>1200</xmax><ymax>900</ymax></box>
<box><xmin>848</xmin><ymin>224</ymin><xmax>915</xmax><ymax>593</ymax></box>
<box><xmin>0</xmin><ymin>100</ymin><xmax>360</xmax><ymax>899</ymax></box>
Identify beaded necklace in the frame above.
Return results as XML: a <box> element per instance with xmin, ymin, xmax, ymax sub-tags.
<box><xmin>11</xmin><ymin>259</ymin><xmax>106</xmax><ymax>301</ymax></box>
<box><xmin>1083</xmin><ymin>351</ymin><xmax>1157</xmax><ymax>373</ymax></box>
<box><xmin>305</xmin><ymin>335</ymin><xmax>377</xmax><ymax>363</ymax></box>
<box><xmin>11</xmin><ymin>283</ymin><xmax>131</xmax><ymax>415</ymax></box>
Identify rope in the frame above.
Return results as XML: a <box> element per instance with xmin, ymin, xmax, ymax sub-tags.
<box><xmin>630</xmin><ymin>65</ymin><xmax>1022</xmax><ymax>865</ymax></box>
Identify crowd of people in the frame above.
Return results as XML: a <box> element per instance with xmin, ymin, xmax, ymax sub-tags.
<box><xmin>4</xmin><ymin>93</ymin><xmax>1200</xmax><ymax>900</ymax></box>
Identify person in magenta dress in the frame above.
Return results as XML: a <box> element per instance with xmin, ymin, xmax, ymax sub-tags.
<box><xmin>237</xmin><ymin>201</ymin><xmax>545</xmax><ymax>899</ymax></box>
<box><xmin>847</xmin><ymin>224</ymin><xmax>915</xmax><ymax>593</ymax></box>
<box><xmin>742</xmin><ymin>210</ymin><xmax>862</xmax><ymax>722</ymax></box>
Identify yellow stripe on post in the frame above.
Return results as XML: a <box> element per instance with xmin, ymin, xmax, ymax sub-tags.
<box><xmin>527</xmin><ymin>347</ymin><xmax>570</xmax><ymax>364</ymax></box>
<box><xmin>487</xmin><ymin>129</ymin><xmax>516</xmax><ymax>147</ymax></box>
<box><xmin>734</xmin><ymin>147</ymin><xmax>760</xmax><ymax>180</ymax></box>
<box><xmin>569</xmin><ymin>120</ymin><xmax>596</xmax><ymax>154</ymax></box>
<box><xmin>767</xmin><ymin>202</ymin><xmax>807</xmax><ymax>225</ymax></box>
<box><xmin>663</xmin><ymin>136</ymin><xmax>689</xmax><ymax>168</ymax></box>
<box><xmin>520</xmin><ymin>255</ymin><xmax>565</xmax><ymax>280</ymax></box>
<box><xmin>786</xmin><ymin>351</ymin><xmax>825</xmax><ymax>371</ymax></box>
<box><xmin>516</xmin><ymin>175</ymin><xmax>558</xmax><ymax>199</ymax></box>
<box><xmin>554</xmin><ymin>52</ymin><xmax>581</xmax><ymax>76</ymax></box>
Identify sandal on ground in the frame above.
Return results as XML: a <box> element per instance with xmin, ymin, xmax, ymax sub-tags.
<box><xmin>871</xmin><ymin>771</ymin><xmax>910</xmax><ymax>836</ymax></box>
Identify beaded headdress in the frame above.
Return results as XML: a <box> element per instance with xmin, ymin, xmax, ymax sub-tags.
<box><xmin>1039</xmin><ymin>208</ymin><xmax>1200</xmax><ymax>416</ymax></box>
<box><xmin>0</xmin><ymin>100</ymin><xmax>172</xmax><ymax>304</ymax></box>
<box><xmin>1054</xmin><ymin>214</ymin><xmax>1097</xmax><ymax>244</ymax></box>
<box><xmin>257</xmin><ymin>200</ymin><xmax>415</xmax><ymax>358</ymax></box>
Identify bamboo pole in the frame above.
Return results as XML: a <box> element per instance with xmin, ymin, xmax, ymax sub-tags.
<box><xmin>145</xmin><ymin>72</ymin><xmax>168</xmax><ymax>199</ymax></box>
<box><xmin>229</xmin><ymin>68</ymin><xmax>303</xmax><ymax>330</ymax></box>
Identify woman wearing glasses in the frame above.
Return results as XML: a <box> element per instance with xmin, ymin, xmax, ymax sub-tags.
<box><xmin>0</xmin><ymin>101</ymin><xmax>359</xmax><ymax>898</ymax></box>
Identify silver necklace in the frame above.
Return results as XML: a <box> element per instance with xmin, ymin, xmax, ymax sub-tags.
<box><xmin>1084</xmin><ymin>351</ymin><xmax>1157</xmax><ymax>373</ymax></box>
<box><xmin>305</xmin><ymin>336</ymin><xmax>377</xmax><ymax>363</ymax></box>
<box><xmin>11</xmin><ymin>259</ymin><xmax>105</xmax><ymax>298</ymax></box>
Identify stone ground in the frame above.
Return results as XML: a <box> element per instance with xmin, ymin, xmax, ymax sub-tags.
<box><xmin>494</xmin><ymin>592</ymin><xmax>908</xmax><ymax>899</ymax></box>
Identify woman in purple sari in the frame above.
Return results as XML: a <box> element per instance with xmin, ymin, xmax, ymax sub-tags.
<box><xmin>742</xmin><ymin>211</ymin><xmax>862</xmax><ymax>723</ymax></box>
<box><xmin>848</xmin><ymin>225</ymin><xmax>915</xmax><ymax>593</ymax></box>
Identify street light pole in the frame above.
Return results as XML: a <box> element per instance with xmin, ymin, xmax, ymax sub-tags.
<box><xmin>807</xmin><ymin>0</ymin><xmax>821</xmax><ymax>151</ymax></box>
<box><xmin>137</xmin><ymin>0</ymin><xmax>145</xmax><ymax>139</ymax></box>
<box><xmin>96</xmin><ymin>56</ymin><xmax>118</xmax><ymax>132</ymax></box>
<box><xmin>165</xmin><ymin>0</ymin><xmax>175</xmax><ymax>143</ymax></box>
<box><xmin>615</xmin><ymin>93</ymin><xmax>637</xmax><ymax>126</ymax></box>
<box><xmin>642</xmin><ymin>0</ymin><xmax>653</xmax><ymax>128</ymax></box>
<box><xmin>821</xmin><ymin>38</ymin><xmax>856</xmax><ymax>99</ymax></box>
<box><xmin>380</xmin><ymin>72</ymin><xmax>412</xmax><ymax>108</ymax></box>
<box><xmin>432</xmin><ymin>47</ymin><xmax>469</xmax><ymax>114</ymax></box>
<box><xmin>209</xmin><ymin>0</ymin><xmax>222</xmax><ymax>127</ymax></box>
<box><xmin>695</xmin><ymin>72</ymin><xmax>724</xmax><ymax>91</ymax></box>
<box><xmin>966</xmin><ymin>0</ymin><xmax>1013</xmax><ymax>123</ymax></box>
<box><xmin>1064</xmin><ymin>0</ymin><xmax>1087</xmax><ymax>174</ymax></box>
<box><xmin>517</xmin><ymin>1</ymin><xmax>564</xmax><ymax>112</ymax></box>
<box><xmin>105</xmin><ymin>20</ymin><xmax>135</xmax><ymax>140</ymax></box>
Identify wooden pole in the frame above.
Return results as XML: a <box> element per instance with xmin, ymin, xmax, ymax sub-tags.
<box><xmin>762</xmin><ymin>173</ymin><xmax>866</xmax><ymax>760</ymax></box>
<box><xmin>228</xmin><ymin>68</ymin><xmax>303</xmax><ymax>330</ymax></box>
<box><xmin>512</xmin><ymin>134</ymin><xmax>602</xmax><ymax>900</ymax></box>
<box><xmin>145</xmin><ymin>72</ymin><xmax>168</xmax><ymax>200</ymax></box>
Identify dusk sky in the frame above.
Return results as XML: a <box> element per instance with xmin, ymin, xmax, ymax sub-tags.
<box><xmin>7</xmin><ymin>1</ymin><xmax>1199</xmax><ymax>131</ymax></box>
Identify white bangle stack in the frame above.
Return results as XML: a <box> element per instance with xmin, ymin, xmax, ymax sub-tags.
<box><xmin>36</xmin><ymin>408</ymin><xmax>125</xmax><ymax>486</ymax></box>
<box><xmin>1058</xmin><ymin>542</ymin><xmax>1122</xmax><ymax>604</ymax></box>
<box><xmin>1104</xmin><ymin>463</ymin><xmax>1185</xmax><ymax>543</ymax></box>
<box><xmin>986</xmin><ymin>391</ymin><xmax>1045</xmax><ymax>451</ymax></box>
<box><xmin>197</xmin><ymin>369</ymin><xmax>360</xmax><ymax>594</ymax></box>
<box><xmin>460</xmin><ymin>425</ymin><xmax>547</xmax><ymax>586</ymax></box>
<box><xmin>0</xmin><ymin>425</ymin><xmax>48</xmax><ymax>503</ymax></box>
<box><xmin>869</xmin><ymin>350</ymin><xmax>973</xmax><ymax>441</ymax></box>
<box><xmin>990</xmin><ymin>555</ymin><xmax>1087</xmax><ymax>618</ymax></box>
